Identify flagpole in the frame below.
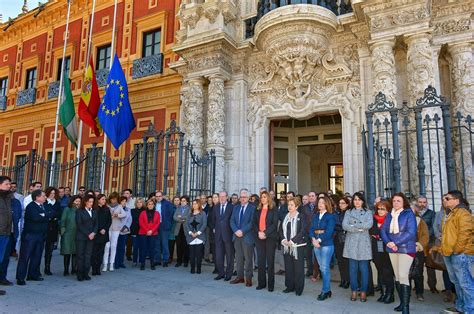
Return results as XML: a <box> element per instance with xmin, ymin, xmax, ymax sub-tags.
<box><xmin>73</xmin><ymin>0</ymin><xmax>97</xmax><ymax>194</ymax></box>
<box><xmin>100</xmin><ymin>0</ymin><xmax>118</xmax><ymax>193</ymax></box>
<box><xmin>50</xmin><ymin>0</ymin><xmax>72</xmax><ymax>187</ymax></box>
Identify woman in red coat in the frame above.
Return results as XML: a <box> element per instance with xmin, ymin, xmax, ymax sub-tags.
<box><xmin>138</xmin><ymin>199</ymin><xmax>160</xmax><ymax>270</ymax></box>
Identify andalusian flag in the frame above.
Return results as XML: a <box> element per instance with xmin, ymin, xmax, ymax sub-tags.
<box><xmin>78</xmin><ymin>57</ymin><xmax>101</xmax><ymax>136</ymax></box>
<box><xmin>59</xmin><ymin>75</ymin><xmax>78</xmax><ymax>147</ymax></box>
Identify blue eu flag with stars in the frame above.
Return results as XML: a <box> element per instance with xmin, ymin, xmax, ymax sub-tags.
<box><xmin>98</xmin><ymin>54</ymin><xmax>136</xmax><ymax>150</ymax></box>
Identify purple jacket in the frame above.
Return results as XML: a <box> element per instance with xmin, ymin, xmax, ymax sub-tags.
<box><xmin>380</xmin><ymin>208</ymin><xmax>417</xmax><ymax>254</ymax></box>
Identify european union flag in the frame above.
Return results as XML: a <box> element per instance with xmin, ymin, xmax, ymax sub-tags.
<box><xmin>98</xmin><ymin>54</ymin><xmax>136</xmax><ymax>150</ymax></box>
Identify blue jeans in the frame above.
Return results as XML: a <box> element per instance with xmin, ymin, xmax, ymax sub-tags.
<box><xmin>349</xmin><ymin>259</ymin><xmax>369</xmax><ymax>293</ymax></box>
<box><xmin>132</xmin><ymin>236</ymin><xmax>140</xmax><ymax>263</ymax></box>
<box><xmin>444</xmin><ymin>253</ymin><xmax>474</xmax><ymax>313</ymax></box>
<box><xmin>115</xmin><ymin>234</ymin><xmax>128</xmax><ymax>268</ymax></box>
<box><xmin>314</xmin><ymin>245</ymin><xmax>334</xmax><ymax>293</ymax></box>
<box><xmin>154</xmin><ymin>230</ymin><xmax>170</xmax><ymax>263</ymax></box>
<box><xmin>0</xmin><ymin>236</ymin><xmax>14</xmax><ymax>280</ymax></box>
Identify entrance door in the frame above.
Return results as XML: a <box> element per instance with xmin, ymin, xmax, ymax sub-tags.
<box><xmin>271</xmin><ymin>114</ymin><xmax>343</xmax><ymax>194</ymax></box>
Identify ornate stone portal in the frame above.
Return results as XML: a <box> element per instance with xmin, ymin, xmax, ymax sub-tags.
<box><xmin>172</xmin><ymin>0</ymin><xmax>474</xmax><ymax>197</ymax></box>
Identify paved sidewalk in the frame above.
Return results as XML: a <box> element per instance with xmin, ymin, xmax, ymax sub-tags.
<box><xmin>1</xmin><ymin>253</ymin><xmax>446</xmax><ymax>313</ymax></box>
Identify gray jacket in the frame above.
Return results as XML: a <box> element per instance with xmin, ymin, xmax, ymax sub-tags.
<box><xmin>342</xmin><ymin>208</ymin><xmax>373</xmax><ymax>261</ymax></box>
<box><xmin>184</xmin><ymin>211</ymin><xmax>207</xmax><ymax>244</ymax></box>
<box><xmin>173</xmin><ymin>205</ymin><xmax>189</xmax><ymax>236</ymax></box>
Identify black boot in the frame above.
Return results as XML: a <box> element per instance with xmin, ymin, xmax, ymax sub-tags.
<box><xmin>63</xmin><ymin>255</ymin><xmax>70</xmax><ymax>276</ymax></box>
<box><xmin>44</xmin><ymin>254</ymin><xmax>53</xmax><ymax>276</ymax></box>
<box><xmin>384</xmin><ymin>284</ymin><xmax>395</xmax><ymax>304</ymax></box>
<box><xmin>394</xmin><ymin>281</ymin><xmax>402</xmax><ymax>311</ymax></box>
<box><xmin>400</xmin><ymin>284</ymin><xmax>411</xmax><ymax>314</ymax></box>
<box><xmin>71</xmin><ymin>255</ymin><xmax>77</xmax><ymax>275</ymax></box>
<box><xmin>377</xmin><ymin>285</ymin><xmax>385</xmax><ymax>302</ymax></box>
<box><xmin>150</xmin><ymin>260</ymin><xmax>155</xmax><ymax>270</ymax></box>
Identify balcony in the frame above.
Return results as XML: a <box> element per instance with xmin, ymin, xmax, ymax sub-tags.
<box><xmin>245</xmin><ymin>0</ymin><xmax>353</xmax><ymax>38</ymax></box>
<box><xmin>96</xmin><ymin>68</ymin><xmax>110</xmax><ymax>87</ymax></box>
<box><xmin>48</xmin><ymin>81</ymin><xmax>60</xmax><ymax>99</ymax></box>
<box><xmin>16</xmin><ymin>88</ymin><xmax>36</xmax><ymax>106</ymax></box>
<box><xmin>0</xmin><ymin>95</ymin><xmax>6</xmax><ymax>110</ymax></box>
<box><xmin>132</xmin><ymin>54</ymin><xmax>163</xmax><ymax>79</ymax></box>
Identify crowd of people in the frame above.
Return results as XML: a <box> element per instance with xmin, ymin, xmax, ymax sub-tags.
<box><xmin>0</xmin><ymin>175</ymin><xmax>472</xmax><ymax>314</ymax></box>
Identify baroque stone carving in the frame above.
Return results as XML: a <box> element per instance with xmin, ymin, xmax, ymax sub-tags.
<box><xmin>406</xmin><ymin>34</ymin><xmax>435</xmax><ymax>99</ymax></box>
<box><xmin>369</xmin><ymin>7</ymin><xmax>429</xmax><ymax>31</ymax></box>
<box><xmin>371</xmin><ymin>40</ymin><xmax>397</xmax><ymax>102</ymax></box>
<box><xmin>181</xmin><ymin>79</ymin><xmax>205</xmax><ymax>154</ymax></box>
<box><xmin>433</xmin><ymin>18</ymin><xmax>470</xmax><ymax>36</ymax></box>
<box><xmin>207</xmin><ymin>76</ymin><xmax>226</xmax><ymax>147</ymax></box>
<box><xmin>449</xmin><ymin>44</ymin><xmax>474</xmax><ymax>115</ymax></box>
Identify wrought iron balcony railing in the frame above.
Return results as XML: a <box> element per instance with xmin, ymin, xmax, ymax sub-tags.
<box><xmin>48</xmin><ymin>81</ymin><xmax>60</xmax><ymax>99</ymax></box>
<box><xmin>96</xmin><ymin>68</ymin><xmax>110</xmax><ymax>87</ymax></box>
<box><xmin>0</xmin><ymin>95</ymin><xmax>6</xmax><ymax>110</ymax></box>
<box><xmin>245</xmin><ymin>0</ymin><xmax>353</xmax><ymax>38</ymax></box>
<box><xmin>16</xmin><ymin>88</ymin><xmax>36</xmax><ymax>106</ymax></box>
<box><xmin>132</xmin><ymin>53</ymin><xmax>163</xmax><ymax>79</ymax></box>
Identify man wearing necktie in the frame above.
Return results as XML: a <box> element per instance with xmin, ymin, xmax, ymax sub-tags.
<box><xmin>213</xmin><ymin>191</ymin><xmax>234</xmax><ymax>281</ymax></box>
<box><xmin>230</xmin><ymin>189</ymin><xmax>256</xmax><ymax>287</ymax></box>
<box><xmin>16</xmin><ymin>190</ymin><xmax>50</xmax><ymax>285</ymax></box>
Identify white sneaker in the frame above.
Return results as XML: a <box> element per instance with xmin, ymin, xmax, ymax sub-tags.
<box><xmin>102</xmin><ymin>265</ymin><xmax>108</xmax><ymax>272</ymax></box>
<box><xmin>109</xmin><ymin>264</ymin><xmax>114</xmax><ymax>271</ymax></box>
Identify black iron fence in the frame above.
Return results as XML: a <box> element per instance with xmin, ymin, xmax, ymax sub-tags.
<box><xmin>363</xmin><ymin>86</ymin><xmax>473</xmax><ymax>209</ymax></box>
<box><xmin>0</xmin><ymin>120</ymin><xmax>216</xmax><ymax>198</ymax></box>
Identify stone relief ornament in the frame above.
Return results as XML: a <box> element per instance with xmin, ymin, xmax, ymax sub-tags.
<box><xmin>450</xmin><ymin>48</ymin><xmax>474</xmax><ymax>114</ymax></box>
<box><xmin>207</xmin><ymin>77</ymin><xmax>226</xmax><ymax>146</ymax></box>
<box><xmin>371</xmin><ymin>42</ymin><xmax>396</xmax><ymax>102</ymax></box>
<box><xmin>407</xmin><ymin>37</ymin><xmax>435</xmax><ymax>99</ymax></box>
<box><xmin>180</xmin><ymin>81</ymin><xmax>204</xmax><ymax>152</ymax></box>
<box><xmin>433</xmin><ymin>18</ymin><xmax>471</xmax><ymax>35</ymax></box>
<box><xmin>369</xmin><ymin>7</ymin><xmax>429</xmax><ymax>31</ymax></box>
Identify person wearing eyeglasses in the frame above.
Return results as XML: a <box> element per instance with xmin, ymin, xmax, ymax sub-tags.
<box><xmin>380</xmin><ymin>192</ymin><xmax>417</xmax><ymax>314</ymax></box>
<box><xmin>435</xmin><ymin>191</ymin><xmax>473</xmax><ymax>314</ymax></box>
<box><xmin>370</xmin><ymin>200</ymin><xmax>395</xmax><ymax>304</ymax></box>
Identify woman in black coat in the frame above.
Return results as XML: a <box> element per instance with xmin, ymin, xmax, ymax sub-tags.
<box><xmin>130</xmin><ymin>198</ymin><xmax>145</xmax><ymax>266</ymax></box>
<box><xmin>334</xmin><ymin>197</ymin><xmax>350</xmax><ymax>289</ymax></box>
<box><xmin>253</xmin><ymin>191</ymin><xmax>279</xmax><ymax>292</ymax></box>
<box><xmin>44</xmin><ymin>187</ymin><xmax>61</xmax><ymax>276</ymax></box>
<box><xmin>75</xmin><ymin>195</ymin><xmax>98</xmax><ymax>281</ymax></box>
<box><xmin>91</xmin><ymin>194</ymin><xmax>112</xmax><ymax>275</ymax></box>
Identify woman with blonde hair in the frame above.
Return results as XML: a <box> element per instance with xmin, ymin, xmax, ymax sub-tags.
<box><xmin>102</xmin><ymin>192</ymin><xmax>126</xmax><ymax>272</ymax></box>
<box><xmin>253</xmin><ymin>191</ymin><xmax>279</xmax><ymax>292</ymax></box>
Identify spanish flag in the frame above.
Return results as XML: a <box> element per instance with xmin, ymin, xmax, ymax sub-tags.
<box><xmin>78</xmin><ymin>57</ymin><xmax>101</xmax><ymax>137</ymax></box>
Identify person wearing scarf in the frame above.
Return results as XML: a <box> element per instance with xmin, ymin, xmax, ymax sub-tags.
<box><xmin>381</xmin><ymin>192</ymin><xmax>417</xmax><ymax>314</ymax></box>
<box><xmin>138</xmin><ymin>199</ymin><xmax>160</xmax><ymax>270</ymax></box>
<box><xmin>369</xmin><ymin>200</ymin><xmax>395</xmax><ymax>304</ymax></box>
<box><xmin>280</xmin><ymin>197</ymin><xmax>307</xmax><ymax>296</ymax></box>
<box><xmin>311</xmin><ymin>196</ymin><xmax>336</xmax><ymax>301</ymax></box>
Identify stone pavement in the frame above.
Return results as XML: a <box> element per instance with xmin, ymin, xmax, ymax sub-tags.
<box><xmin>1</xmin><ymin>253</ymin><xmax>446</xmax><ymax>313</ymax></box>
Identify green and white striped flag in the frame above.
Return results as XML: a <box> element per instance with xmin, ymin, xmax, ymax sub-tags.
<box><xmin>59</xmin><ymin>75</ymin><xmax>78</xmax><ymax>148</ymax></box>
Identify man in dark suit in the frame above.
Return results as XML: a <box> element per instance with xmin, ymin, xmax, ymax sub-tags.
<box><xmin>230</xmin><ymin>189</ymin><xmax>256</xmax><ymax>287</ymax></box>
<box><xmin>154</xmin><ymin>191</ymin><xmax>174</xmax><ymax>267</ymax></box>
<box><xmin>302</xmin><ymin>191</ymin><xmax>317</xmax><ymax>277</ymax></box>
<box><xmin>75</xmin><ymin>195</ymin><xmax>98</xmax><ymax>281</ymax></box>
<box><xmin>16</xmin><ymin>189</ymin><xmax>49</xmax><ymax>285</ymax></box>
<box><xmin>213</xmin><ymin>191</ymin><xmax>234</xmax><ymax>281</ymax></box>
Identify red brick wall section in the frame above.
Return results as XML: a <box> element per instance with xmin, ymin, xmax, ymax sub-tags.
<box><xmin>52</xmin><ymin>18</ymin><xmax>83</xmax><ymax>72</ymax></box>
<box><xmin>92</xmin><ymin>3</ymin><xmax>125</xmax><ymax>57</ymax></box>
<box><xmin>22</xmin><ymin>33</ymin><xmax>48</xmax><ymax>80</ymax></box>
<box><xmin>0</xmin><ymin>46</ymin><xmax>17</xmax><ymax>89</ymax></box>
<box><xmin>130</xmin><ymin>0</ymin><xmax>176</xmax><ymax>55</ymax></box>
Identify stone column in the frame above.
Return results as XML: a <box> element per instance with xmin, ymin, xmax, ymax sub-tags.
<box><xmin>406</xmin><ymin>32</ymin><xmax>440</xmax><ymax>204</ymax></box>
<box><xmin>448</xmin><ymin>42</ymin><xmax>474</xmax><ymax>116</ymax></box>
<box><xmin>448</xmin><ymin>42</ymin><xmax>474</xmax><ymax>199</ymax></box>
<box><xmin>206</xmin><ymin>74</ymin><xmax>226</xmax><ymax>192</ymax></box>
<box><xmin>370</xmin><ymin>39</ymin><xmax>397</xmax><ymax>102</ymax></box>
<box><xmin>406</xmin><ymin>33</ymin><xmax>436</xmax><ymax>100</ymax></box>
<box><xmin>181</xmin><ymin>77</ymin><xmax>205</xmax><ymax>155</ymax></box>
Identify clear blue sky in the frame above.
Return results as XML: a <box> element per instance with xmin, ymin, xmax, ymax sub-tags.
<box><xmin>0</xmin><ymin>0</ymin><xmax>28</xmax><ymax>21</ymax></box>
